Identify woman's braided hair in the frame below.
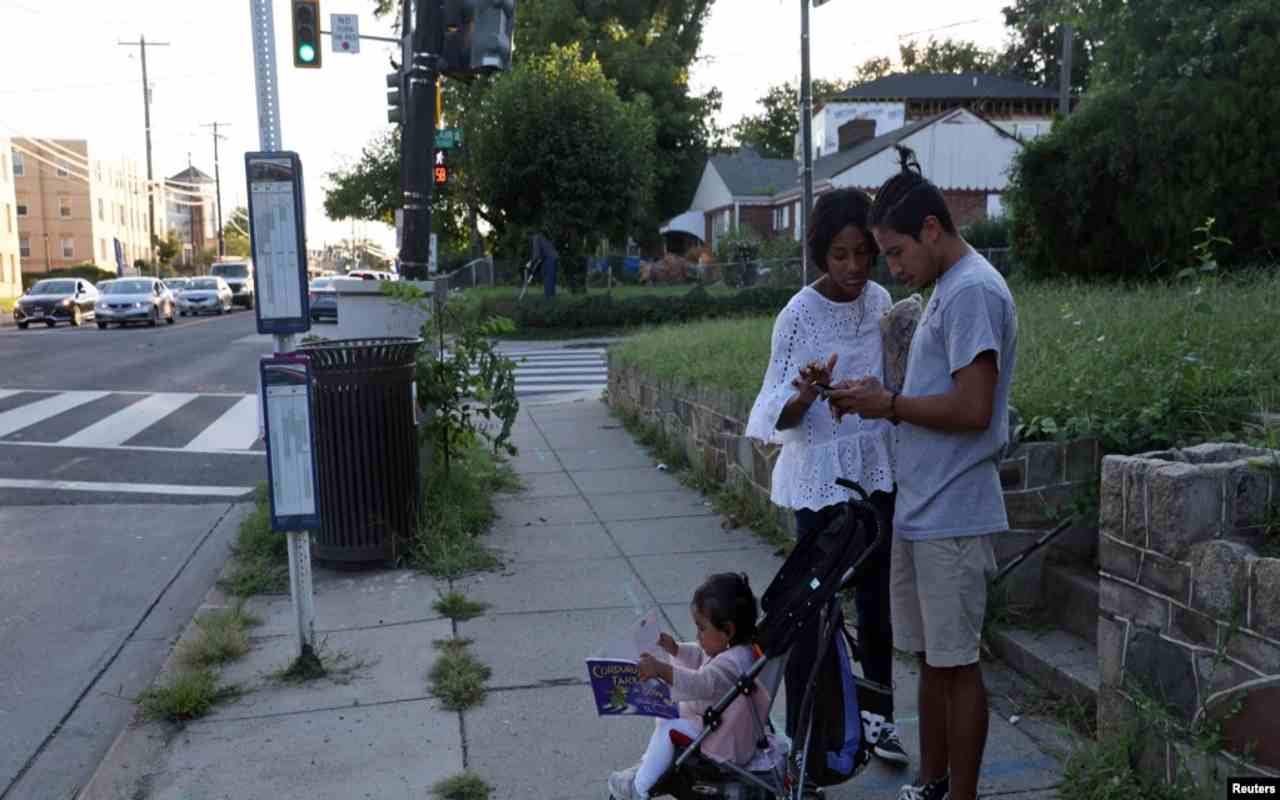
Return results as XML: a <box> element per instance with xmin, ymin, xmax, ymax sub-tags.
<box><xmin>867</xmin><ymin>145</ymin><xmax>957</xmax><ymax>239</ymax></box>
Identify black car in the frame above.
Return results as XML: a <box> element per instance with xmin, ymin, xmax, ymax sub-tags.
<box><xmin>13</xmin><ymin>278</ymin><xmax>98</xmax><ymax>329</ymax></box>
<box><xmin>309</xmin><ymin>276</ymin><xmax>338</xmax><ymax>322</ymax></box>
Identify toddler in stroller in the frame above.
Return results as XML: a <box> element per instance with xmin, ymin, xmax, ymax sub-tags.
<box><xmin>607</xmin><ymin>479</ymin><xmax>889</xmax><ymax>799</ymax></box>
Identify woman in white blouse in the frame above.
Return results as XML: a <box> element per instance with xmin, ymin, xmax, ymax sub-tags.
<box><xmin>745</xmin><ymin>187</ymin><xmax>906</xmax><ymax>766</ymax></box>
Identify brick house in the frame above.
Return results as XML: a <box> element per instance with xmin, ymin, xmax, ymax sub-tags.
<box><xmin>662</xmin><ymin>147</ymin><xmax>798</xmax><ymax>251</ymax></box>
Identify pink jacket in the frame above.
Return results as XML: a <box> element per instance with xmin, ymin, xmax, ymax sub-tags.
<box><xmin>670</xmin><ymin>642</ymin><xmax>771</xmax><ymax>767</ymax></box>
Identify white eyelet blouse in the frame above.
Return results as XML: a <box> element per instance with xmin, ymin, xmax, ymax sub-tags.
<box><xmin>745</xmin><ymin>283</ymin><xmax>896</xmax><ymax>511</ymax></box>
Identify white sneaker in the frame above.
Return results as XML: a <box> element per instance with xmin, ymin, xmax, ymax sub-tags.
<box><xmin>608</xmin><ymin>765</ymin><xmax>644</xmax><ymax>800</ymax></box>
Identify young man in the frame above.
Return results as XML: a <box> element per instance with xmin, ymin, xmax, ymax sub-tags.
<box><xmin>827</xmin><ymin>146</ymin><xmax>1018</xmax><ymax>800</ymax></box>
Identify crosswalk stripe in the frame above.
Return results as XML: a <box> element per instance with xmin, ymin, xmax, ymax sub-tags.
<box><xmin>0</xmin><ymin>390</ymin><xmax>18</xmax><ymax>400</ymax></box>
<box><xmin>0</xmin><ymin>478</ymin><xmax>253</xmax><ymax>497</ymax></box>
<box><xmin>0</xmin><ymin>391</ymin><xmax>110</xmax><ymax>437</ymax></box>
<box><xmin>518</xmin><ymin>383</ymin><xmax>607</xmax><ymax>393</ymax></box>
<box><xmin>183</xmin><ymin>395</ymin><xmax>260</xmax><ymax>451</ymax></box>
<box><xmin>58</xmin><ymin>393</ymin><xmax>199</xmax><ymax>448</ymax></box>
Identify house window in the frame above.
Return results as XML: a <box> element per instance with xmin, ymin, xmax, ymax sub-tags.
<box><xmin>56</xmin><ymin>160</ymin><xmax>70</xmax><ymax>177</ymax></box>
<box><xmin>101</xmin><ymin>239</ymin><xmax>108</xmax><ymax>260</ymax></box>
<box><xmin>1</xmin><ymin>153</ymin><xmax>7</xmax><ymax>181</ymax></box>
<box><xmin>61</xmin><ymin>237</ymin><xmax>74</xmax><ymax>259</ymax></box>
<box><xmin>4</xmin><ymin>203</ymin><xmax>10</xmax><ymax>233</ymax></box>
<box><xmin>16</xmin><ymin>202</ymin><xmax>27</xmax><ymax>217</ymax></box>
<box><xmin>12</xmin><ymin>151</ymin><xmax>24</xmax><ymax>177</ymax></box>
<box><xmin>60</xmin><ymin>196</ymin><xmax>73</xmax><ymax>218</ymax></box>
<box><xmin>793</xmin><ymin>201</ymin><xmax>802</xmax><ymax>241</ymax></box>
<box><xmin>98</xmin><ymin>198</ymin><xmax>104</xmax><ymax>221</ymax></box>
<box><xmin>19</xmin><ymin>237</ymin><xmax>30</xmax><ymax>258</ymax></box>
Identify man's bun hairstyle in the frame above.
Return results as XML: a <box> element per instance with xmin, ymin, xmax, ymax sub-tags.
<box><xmin>867</xmin><ymin>145</ymin><xmax>956</xmax><ymax>239</ymax></box>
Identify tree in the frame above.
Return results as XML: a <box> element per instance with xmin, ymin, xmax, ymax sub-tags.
<box><xmin>222</xmin><ymin>207</ymin><xmax>251</xmax><ymax>258</ymax></box>
<box><xmin>898</xmin><ymin>37</ymin><xmax>1002</xmax><ymax>74</ymax></box>
<box><xmin>1004</xmin><ymin>0</ymin><xmax>1280</xmax><ymax>276</ymax></box>
<box><xmin>465</xmin><ymin>45</ymin><xmax>657</xmax><ymax>293</ymax></box>
<box><xmin>999</xmin><ymin>0</ymin><xmax>1100</xmax><ymax>92</ymax></box>
<box><xmin>731</xmin><ymin>79</ymin><xmax>853</xmax><ymax>159</ymax></box>
<box><xmin>154</xmin><ymin>232</ymin><xmax>180</xmax><ymax>267</ymax></box>
<box><xmin>854</xmin><ymin>55</ymin><xmax>894</xmax><ymax>83</ymax></box>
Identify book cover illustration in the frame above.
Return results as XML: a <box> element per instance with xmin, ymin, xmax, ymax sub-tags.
<box><xmin>585</xmin><ymin>609</ymin><xmax>679</xmax><ymax>719</ymax></box>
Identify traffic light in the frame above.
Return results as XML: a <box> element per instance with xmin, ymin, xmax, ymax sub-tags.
<box><xmin>291</xmin><ymin>0</ymin><xmax>322</xmax><ymax>69</ymax></box>
<box><xmin>440</xmin><ymin>0</ymin><xmax>476</xmax><ymax>78</ymax></box>
<box><xmin>386</xmin><ymin>71</ymin><xmax>404</xmax><ymax>125</ymax></box>
<box><xmin>469</xmin><ymin>0</ymin><xmax>514</xmax><ymax>73</ymax></box>
<box><xmin>433</xmin><ymin>149</ymin><xmax>449</xmax><ymax>186</ymax></box>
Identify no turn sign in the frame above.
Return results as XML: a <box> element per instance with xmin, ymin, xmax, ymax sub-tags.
<box><xmin>331</xmin><ymin>14</ymin><xmax>359</xmax><ymax>54</ymax></box>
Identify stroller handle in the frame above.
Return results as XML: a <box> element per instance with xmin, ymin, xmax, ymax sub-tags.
<box><xmin>833</xmin><ymin>477</ymin><xmax>870</xmax><ymax>503</ymax></box>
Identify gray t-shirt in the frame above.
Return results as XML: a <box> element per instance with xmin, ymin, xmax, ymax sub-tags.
<box><xmin>894</xmin><ymin>250</ymin><xmax>1018</xmax><ymax>540</ymax></box>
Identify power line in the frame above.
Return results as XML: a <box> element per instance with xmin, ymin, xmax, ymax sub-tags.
<box><xmin>201</xmin><ymin>121</ymin><xmax>231</xmax><ymax>256</ymax></box>
<box><xmin>119</xmin><ymin>34</ymin><xmax>170</xmax><ymax>264</ymax></box>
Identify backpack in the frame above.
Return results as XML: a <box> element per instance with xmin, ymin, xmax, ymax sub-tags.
<box><xmin>783</xmin><ymin>607</ymin><xmax>877</xmax><ymax>786</ymax></box>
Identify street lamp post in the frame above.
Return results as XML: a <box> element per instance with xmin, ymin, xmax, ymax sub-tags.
<box><xmin>800</xmin><ymin>0</ymin><xmax>836</xmax><ymax>287</ymax></box>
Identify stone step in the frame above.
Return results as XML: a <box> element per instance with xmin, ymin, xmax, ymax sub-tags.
<box><xmin>987</xmin><ymin>626</ymin><xmax>1099</xmax><ymax>711</ymax></box>
<box><xmin>1043</xmin><ymin>562</ymin><xmax>1100</xmax><ymax>646</ymax></box>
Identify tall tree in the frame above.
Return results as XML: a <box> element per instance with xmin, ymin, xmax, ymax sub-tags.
<box><xmin>999</xmin><ymin>0</ymin><xmax>1099</xmax><ymax>92</ymax></box>
<box><xmin>465</xmin><ymin>44</ymin><xmax>657</xmax><ymax>292</ymax></box>
<box><xmin>897</xmin><ymin>37</ymin><xmax>1002</xmax><ymax>74</ymax></box>
<box><xmin>731</xmin><ymin>79</ymin><xmax>853</xmax><ymax>159</ymax></box>
<box><xmin>222</xmin><ymin>207</ymin><xmax>252</xmax><ymax>258</ymax></box>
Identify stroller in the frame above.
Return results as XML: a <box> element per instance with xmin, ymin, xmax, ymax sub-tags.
<box><xmin>620</xmin><ymin>478</ymin><xmax>891</xmax><ymax>799</ymax></box>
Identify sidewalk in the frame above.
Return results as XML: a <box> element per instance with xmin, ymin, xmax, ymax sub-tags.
<box><xmin>82</xmin><ymin>396</ymin><xmax>1069</xmax><ymax>800</ymax></box>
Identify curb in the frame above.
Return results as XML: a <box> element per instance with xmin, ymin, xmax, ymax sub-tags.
<box><xmin>77</xmin><ymin>503</ymin><xmax>255</xmax><ymax>800</ymax></box>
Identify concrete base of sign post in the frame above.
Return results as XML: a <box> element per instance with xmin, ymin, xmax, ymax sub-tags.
<box><xmin>332</xmin><ymin>279</ymin><xmax>433</xmax><ymax>341</ymax></box>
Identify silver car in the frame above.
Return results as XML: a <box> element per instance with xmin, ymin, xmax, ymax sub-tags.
<box><xmin>95</xmin><ymin>278</ymin><xmax>176</xmax><ymax>328</ymax></box>
<box><xmin>178</xmin><ymin>276</ymin><xmax>234</xmax><ymax>316</ymax></box>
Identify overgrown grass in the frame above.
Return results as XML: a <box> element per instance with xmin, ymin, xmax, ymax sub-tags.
<box><xmin>611</xmin><ymin>272</ymin><xmax>1280</xmax><ymax>454</ymax></box>
<box><xmin>411</xmin><ymin>439</ymin><xmax>520</xmax><ymax>579</ymax></box>
<box><xmin>176</xmin><ymin>604</ymin><xmax>262</xmax><ymax>669</ymax></box>
<box><xmin>136</xmin><ymin>668</ymin><xmax>240</xmax><ymax>723</ymax></box>
<box><xmin>1060</xmin><ymin>726</ymin><xmax>1211</xmax><ymax>800</ymax></box>
<box><xmin>431</xmin><ymin>772</ymin><xmax>492</xmax><ymax>800</ymax></box>
<box><xmin>433</xmin><ymin>592</ymin><xmax>491</xmax><ymax>622</ymax></box>
<box><xmin>219</xmin><ymin>484</ymin><xmax>289</xmax><ymax>598</ymax></box>
<box><xmin>612</xmin><ymin>405</ymin><xmax>793</xmax><ymax>553</ymax></box>
<box><xmin>269</xmin><ymin>640</ymin><xmax>371</xmax><ymax>686</ymax></box>
<box><xmin>428</xmin><ymin>638</ymin><xmax>491</xmax><ymax>711</ymax></box>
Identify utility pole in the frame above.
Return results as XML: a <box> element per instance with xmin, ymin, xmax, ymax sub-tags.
<box><xmin>799</xmin><ymin>0</ymin><xmax>815</xmax><ymax>288</ymax></box>
<box><xmin>1059</xmin><ymin>23</ymin><xmax>1075</xmax><ymax>116</ymax></box>
<box><xmin>203</xmin><ymin>121</ymin><xmax>231</xmax><ymax>257</ymax></box>
<box><xmin>119</xmin><ymin>35</ymin><xmax>170</xmax><ymax>269</ymax></box>
<box><xmin>399</xmin><ymin>0</ymin><xmax>442</xmax><ymax>282</ymax></box>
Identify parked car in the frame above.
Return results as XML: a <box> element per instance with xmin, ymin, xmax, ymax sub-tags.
<box><xmin>346</xmin><ymin>270</ymin><xmax>397</xmax><ymax>282</ymax></box>
<box><xmin>178</xmin><ymin>277</ymin><xmax>234</xmax><ymax>316</ymax></box>
<box><xmin>13</xmin><ymin>278</ymin><xmax>98</xmax><ymax>328</ymax></box>
<box><xmin>94</xmin><ymin>278</ymin><xmax>175</xmax><ymax>328</ymax></box>
<box><xmin>210</xmin><ymin>260</ymin><xmax>255</xmax><ymax>309</ymax></box>
<box><xmin>308</xmin><ymin>276</ymin><xmax>338</xmax><ymax>322</ymax></box>
<box><xmin>164</xmin><ymin>277</ymin><xmax>191</xmax><ymax>295</ymax></box>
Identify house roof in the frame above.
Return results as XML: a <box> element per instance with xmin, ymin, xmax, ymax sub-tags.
<box><xmin>833</xmin><ymin>72</ymin><xmax>1058</xmax><ymax>102</ymax></box>
<box><xmin>709</xmin><ymin>147</ymin><xmax>797</xmax><ymax>198</ymax></box>
<box><xmin>812</xmin><ymin>113</ymin><xmax>943</xmax><ymax>183</ymax></box>
<box><xmin>167</xmin><ymin>166</ymin><xmax>214</xmax><ymax>184</ymax></box>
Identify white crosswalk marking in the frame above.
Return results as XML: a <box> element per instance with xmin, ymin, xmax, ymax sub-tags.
<box><xmin>184</xmin><ymin>395</ymin><xmax>261</xmax><ymax>452</ymax></box>
<box><xmin>58</xmin><ymin>393</ymin><xmax>198</xmax><ymax>448</ymax></box>
<box><xmin>0</xmin><ymin>389</ymin><xmax>18</xmax><ymax>400</ymax></box>
<box><xmin>499</xmin><ymin>345</ymin><xmax>609</xmax><ymax>399</ymax></box>
<box><xmin>0</xmin><ymin>391</ymin><xmax>109</xmax><ymax>437</ymax></box>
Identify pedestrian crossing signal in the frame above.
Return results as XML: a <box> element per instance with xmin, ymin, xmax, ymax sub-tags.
<box><xmin>434</xmin><ymin>148</ymin><xmax>448</xmax><ymax>186</ymax></box>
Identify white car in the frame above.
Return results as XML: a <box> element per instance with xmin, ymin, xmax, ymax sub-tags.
<box><xmin>346</xmin><ymin>270</ymin><xmax>397</xmax><ymax>282</ymax></box>
<box><xmin>95</xmin><ymin>278</ymin><xmax>176</xmax><ymax>328</ymax></box>
<box><xmin>177</xmin><ymin>277</ymin><xmax>234</xmax><ymax>316</ymax></box>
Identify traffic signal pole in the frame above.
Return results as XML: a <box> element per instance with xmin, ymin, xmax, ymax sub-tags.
<box><xmin>398</xmin><ymin>0</ymin><xmax>441</xmax><ymax>282</ymax></box>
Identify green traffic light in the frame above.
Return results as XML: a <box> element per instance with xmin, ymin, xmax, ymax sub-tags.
<box><xmin>298</xmin><ymin>43</ymin><xmax>316</xmax><ymax>63</ymax></box>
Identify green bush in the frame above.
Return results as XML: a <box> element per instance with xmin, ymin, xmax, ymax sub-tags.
<box><xmin>963</xmin><ymin>216</ymin><xmax>1012</xmax><ymax>250</ymax></box>
<box><xmin>21</xmin><ymin>264</ymin><xmax>116</xmax><ymax>291</ymax></box>
<box><xmin>1005</xmin><ymin>0</ymin><xmax>1280</xmax><ymax>276</ymax></box>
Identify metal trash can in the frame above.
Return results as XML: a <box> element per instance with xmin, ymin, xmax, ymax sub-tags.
<box><xmin>300</xmin><ymin>337</ymin><xmax>423</xmax><ymax>567</ymax></box>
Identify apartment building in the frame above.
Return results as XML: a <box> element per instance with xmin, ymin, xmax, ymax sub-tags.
<box><xmin>165</xmin><ymin>165</ymin><xmax>218</xmax><ymax>264</ymax></box>
<box><xmin>0</xmin><ymin>137</ymin><xmax>20</xmax><ymax>299</ymax></box>
<box><xmin>12</xmin><ymin>138</ymin><xmax>162</xmax><ymax>275</ymax></box>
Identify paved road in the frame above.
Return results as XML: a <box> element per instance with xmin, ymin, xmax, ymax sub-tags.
<box><xmin>0</xmin><ymin>309</ymin><xmax>266</xmax><ymax>799</ymax></box>
<box><xmin>0</xmin><ymin>310</ymin><xmax>270</xmax><ymax>506</ymax></box>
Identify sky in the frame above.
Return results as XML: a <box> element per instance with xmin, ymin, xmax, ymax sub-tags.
<box><xmin>0</xmin><ymin>0</ymin><xmax>1013</xmax><ymax>254</ymax></box>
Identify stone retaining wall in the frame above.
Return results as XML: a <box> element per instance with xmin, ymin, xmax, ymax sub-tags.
<box><xmin>607</xmin><ymin>359</ymin><xmax>1101</xmax><ymax>601</ymax></box>
<box><xmin>1097</xmin><ymin>443</ymin><xmax>1280</xmax><ymax>784</ymax></box>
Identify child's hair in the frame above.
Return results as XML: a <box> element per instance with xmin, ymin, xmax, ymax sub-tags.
<box><xmin>807</xmin><ymin>188</ymin><xmax>879</xmax><ymax>274</ymax></box>
<box><xmin>867</xmin><ymin>145</ymin><xmax>956</xmax><ymax>239</ymax></box>
<box><xmin>692</xmin><ymin>572</ymin><xmax>758</xmax><ymax>646</ymax></box>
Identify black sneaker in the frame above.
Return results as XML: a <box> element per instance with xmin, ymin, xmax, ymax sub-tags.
<box><xmin>896</xmin><ymin>774</ymin><xmax>949</xmax><ymax>800</ymax></box>
<box><xmin>873</xmin><ymin>723</ymin><xmax>910</xmax><ymax>766</ymax></box>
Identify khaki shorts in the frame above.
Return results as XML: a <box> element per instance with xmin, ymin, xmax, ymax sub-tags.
<box><xmin>890</xmin><ymin>535</ymin><xmax>997</xmax><ymax>668</ymax></box>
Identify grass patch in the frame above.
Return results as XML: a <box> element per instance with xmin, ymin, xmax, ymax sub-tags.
<box><xmin>433</xmin><ymin>592</ymin><xmax>491</xmax><ymax>622</ymax></box>
<box><xmin>219</xmin><ymin>484</ymin><xmax>289</xmax><ymax>598</ymax></box>
<box><xmin>431</xmin><ymin>772</ymin><xmax>492</xmax><ymax>800</ymax></box>
<box><xmin>428</xmin><ymin>638</ymin><xmax>491</xmax><ymax>711</ymax></box>
<box><xmin>176</xmin><ymin>604</ymin><xmax>262</xmax><ymax>669</ymax></box>
<box><xmin>612</xmin><ymin>405</ymin><xmax>793</xmax><ymax>554</ymax></box>
<box><xmin>982</xmin><ymin>580</ymin><xmax>1052</xmax><ymax>643</ymax></box>
<box><xmin>1060</xmin><ymin>726</ymin><xmax>1211</xmax><ymax>800</ymax></box>
<box><xmin>610</xmin><ymin>271</ymin><xmax>1280</xmax><ymax>454</ymax></box>
<box><xmin>136</xmin><ymin>668</ymin><xmax>239</xmax><ymax>723</ymax></box>
<box><xmin>412</xmin><ymin>439</ymin><xmax>520</xmax><ymax>579</ymax></box>
<box><xmin>269</xmin><ymin>640</ymin><xmax>371</xmax><ymax>686</ymax></box>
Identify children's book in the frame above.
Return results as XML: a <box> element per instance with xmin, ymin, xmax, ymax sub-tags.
<box><xmin>586</xmin><ymin>609</ymin><xmax>679</xmax><ymax>719</ymax></box>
